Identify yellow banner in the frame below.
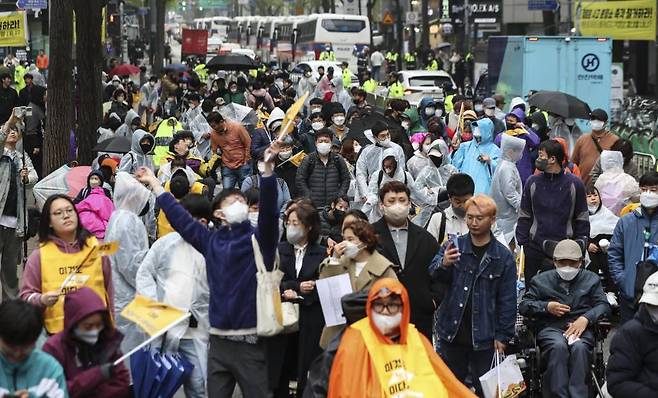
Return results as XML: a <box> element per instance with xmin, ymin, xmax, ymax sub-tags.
<box><xmin>578</xmin><ymin>0</ymin><xmax>657</xmax><ymax>41</ymax></box>
<box><xmin>121</xmin><ymin>295</ymin><xmax>187</xmax><ymax>336</ymax></box>
<box><xmin>0</xmin><ymin>12</ymin><xmax>27</xmax><ymax>47</ymax></box>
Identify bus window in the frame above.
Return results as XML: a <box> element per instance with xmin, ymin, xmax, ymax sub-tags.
<box><xmin>320</xmin><ymin>19</ymin><xmax>366</xmax><ymax>33</ymax></box>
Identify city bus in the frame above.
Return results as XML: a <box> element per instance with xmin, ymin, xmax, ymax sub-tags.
<box><xmin>274</xmin><ymin>16</ymin><xmax>307</xmax><ymax>64</ymax></box>
<box><xmin>193</xmin><ymin>16</ymin><xmax>230</xmax><ymax>41</ymax></box>
<box><xmin>295</xmin><ymin>14</ymin><xmax>370</xmax><ymax>67</ymax></box>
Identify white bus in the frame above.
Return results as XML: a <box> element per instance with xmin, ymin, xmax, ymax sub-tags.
<box><xmin>295</xmin><ymin>14</ymin><xmax>370</xmax><ymax>67</ymax></box>
<box><xmin>194</xmin><ymin>16</ymin><xmax>231</xmax><ymax>41</ymax></box>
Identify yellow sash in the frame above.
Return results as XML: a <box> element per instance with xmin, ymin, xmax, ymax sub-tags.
<box><xmin>352</xmin><ymin>318</ymin><xmax>448</xmax><ymax>398</ymax></box>
<box><xmin>157</xmin><ymin>181</ymin><xmax>205</xmax><ymax>238</ymax></box>
<box><xmin>40</xmin><ymin>237</ymin><xmax>108</xmax><ymax>334</ymax></box>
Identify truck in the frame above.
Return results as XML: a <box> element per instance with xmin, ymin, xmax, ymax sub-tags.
<box><xmin>477</xmin><ymin>36</ymin><xmax>613</xmax><ymax>117</ymax></box>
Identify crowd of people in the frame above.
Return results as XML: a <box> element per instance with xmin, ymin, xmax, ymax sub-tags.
<box><xmin>0</xmin><ymin>49</ymin><xmax>658</xmax><ymax>398</ymax></box>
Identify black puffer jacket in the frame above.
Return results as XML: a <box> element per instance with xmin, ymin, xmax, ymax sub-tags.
<box><xmin>295</xmin><ymin>152</ymin><xmax>350</xmax><ymax>208</ymax></box>
<box><xmin>607</xmin><ymin>305</ymin><xmax>658</xmax><ymax>398</ymax></box>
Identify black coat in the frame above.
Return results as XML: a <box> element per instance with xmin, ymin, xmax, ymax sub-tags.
<box><xmin>372</xmin><ymin>217</ymin><xmax>439</xmax><ymax>339</ymax></box>
<box><xmin>295</xmin><ymin>152</ymin><xmax>350</xmax><ymax>209</ymax></box>
<box><xmin>275</xmin><ymin>158</ymin><xmax>299</xmax><ymax>199</ymax></box>
<box><xmin>0</xmin><ymin>85</ymin><xmax>18</xmax><ymax>124</ymax></box>
<box><xmin>607</xmin><ymin>305</ymin><xmax>658</xmax><ymax>398</ymax></box>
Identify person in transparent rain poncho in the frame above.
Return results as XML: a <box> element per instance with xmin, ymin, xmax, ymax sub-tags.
<box><xmin>104</xmin><ymin>172</ymin><xmax>151</xmax><ymax>353</ymax></box>
<box><xmin>413</xmin><ymin>139</ymin><xmax>459</xmax><ymax>227</ymax></box>
<box><xmin>490</xmin><ymin>134</ymin><xmax>526</xmax><ymax>245</ymax></box>
<box><xmin>595</xmin><ymin>150</ymin><xmax>640</xmax><ymax>216</ymax></box>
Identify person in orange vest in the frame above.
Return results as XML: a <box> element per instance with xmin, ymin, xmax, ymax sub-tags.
<box><xmin>36</xmin><ymin>49</ymin><xmax>49</xmax><ymax>78</ymax></box>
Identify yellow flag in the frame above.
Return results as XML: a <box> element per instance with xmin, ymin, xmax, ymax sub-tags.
<box><xmin>289</xmin><ymin>151</ymin><xmax>306</xmax><ymax>167</ymax></box>
<box><xmin>121</xmin><ymin>295</ymin><xmax>187</xmax><ymax>336</ymax></box>
<box><xmin>280</xmin><ymin>92</ymin><xmax>308</xmax><ymax>137</ymax></box>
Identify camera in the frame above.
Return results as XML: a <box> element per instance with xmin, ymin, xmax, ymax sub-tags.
<box><xmin>14</xmin><ymin>106</ymin><xmax>32</xmax><ymax>118</ymax></box>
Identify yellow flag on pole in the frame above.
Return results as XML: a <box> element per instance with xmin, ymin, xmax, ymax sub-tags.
<box><xmin>280</xmin><ymin>92</ymin><xmax>309</xmax><ymax>137</ymax></box>
<box><xmin>121</xmin><ymin>295</ymin><xmax>188</xmax><ymax>336</ymax></box>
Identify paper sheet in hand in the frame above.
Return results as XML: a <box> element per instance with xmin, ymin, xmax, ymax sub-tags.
<box><xmin>316</xmin><ymin>273</ymin><xmax>353</xmax><ymax>327</ymax></box>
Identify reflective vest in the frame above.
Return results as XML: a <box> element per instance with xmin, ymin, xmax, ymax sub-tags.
<box><xmin>154</xmin><ymin>117</ymin><xmax>183</xmax><ymax>165</ymax></box>
<box><xmin>426</xmin><ymin>59</ymin><xmax>439</xmax><ymax>71</ymax></box>
<box><xmin>388</xmin><ymin>82</ymin><xmax>404</xmax><ymax>98</ymax></box>
<box><xmin>342</xmin><ymin>68</ymin><xmax>352</xmax><ymax>88</ymax></box>
<box><xmin>351</xmin><ymin>318</ymin><xmax>448</xmax><ymax>398</ymax></box>
<box><xmin>319</xmin><ymin>51</ymin><xmax>336</xmax><ymax>61</ymax></box>
<box><xmin>363</xmin><ymin>78</ymin><xmax>378</xmax><ymax>93</ymax></box>
<box><xmin>41</xmin><ymin>237</ymin><xmax>108</xmax><ymax>334</ymax></box>
<box><xmin>386</xmin><ymin>51</ymin><xmax>398</xmax><ymax>62</ymax></box>
<box><xmin>444</xmin><ymin>94</ymin><xmax>455</xmax><ymax>113</ymax></box>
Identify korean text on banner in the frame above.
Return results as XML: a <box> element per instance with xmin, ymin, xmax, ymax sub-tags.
<box><xmin>121</xmin><ymin>294</ymin><xmax>187</xmax><ymax>336</ymax></box>
<box><xmin>578</xmin><ymin>0</ymin><xmax>656</xmax><ymax>41</ymax></box>
<box><xmin>0</xmin><ymin>11</ymin><xmax>28</xmax><ymax>47</ymax></box>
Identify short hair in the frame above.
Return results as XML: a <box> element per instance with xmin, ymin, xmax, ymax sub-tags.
<box><xmin>23</xmin><ymin>73</ymin><xmax>33</xmax><ymax>80</ymax></box>
<box><xmin>610</xmin><ymin>138</ymin><xmax>634</xmax><ymax>165</ymax></box>
<box><xmin>464</xmin><ymin>194</ymin><xmax>497</xmax><ymax>218</ymax></box>
<box><xmin>285</xmin><ymin>202</ymin><xmax>321</xmax><ymax>243</ymax></box>
<box><xmin>332</xmin><ymin>195</ymin><xmax>349</xmax><ymax>207</ymax></box>
<box><xmin>353</xmin><ymin>88</ymin><xmax>366</xmax><ymax>98</ymax></box>
<box><xmin>539</xmin><ymin>139</ymin><xmax>565</xmax><ymax>165</ymax></box>
<box><xmin>315</xmin><ymin>128</ymin><xmax>333</xmax><ymax>142</ymax></box>
<box><xmin>211</xmin><ymin>188</ymin><xmax>245</xmax><ymax>211</ymax></box>
<box><xmin>342</xmin><ymin>219</ymin><xmax>378</xmax><ymax>253</ymax></box>
<box><xmin>245</xmin><ymin>187</ymin><xmax>260</xmax><ymax>207</ymax></box>
<box><xmin>206</xmin><ymin>111</ymin><xmax>224</xmax><ymax>125</ymax></box>
<box><xmin>309</xmin><ymin>98</ymin><xmax>324</xmax><ymax>106</ymax></box>
<box><xmin>201</xmin><ymin>99</ymin><xmax>214</xmax><ymax>113</ymax></box>
<box><xmin>379</xmin><ymin>180</ymin><xmax>410</xmax><ymax>202</ymax></box>
<box><xmin>639</xmin><ymin>171</ymin><xmax>658</xmax><ymax>188</ymax></box>
<box><xmin>371</xmin><ymin>121</ymin><xmax>388</xmax><ymax>137</ymax></box>
<box><xmin>446</xmin><ymin>173</ymin><xmax>475</xmax><ymax>197</ymax></box>
<box><xmin>0</xmin><ymin>300</ymin><xmax>43</xmax><ymax>346</ymax></box>
<box><xmin>180</xmin><ymin>193</ymin><xmax>212</xmax><ymax>220</ymax></box>
<box><xmin>389</xmin><ymin>99</ymin><xmax>409</xmax><ymax>113</ymax></box>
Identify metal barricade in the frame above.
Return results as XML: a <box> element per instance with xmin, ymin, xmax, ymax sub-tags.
<box><xmin>634</xmin><ymin>152</ymin><xmax>656</xmax><ymax>175</ymax></box>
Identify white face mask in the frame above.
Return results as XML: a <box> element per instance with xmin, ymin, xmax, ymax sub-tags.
<box><xmin>565</xmin><ymin>118</ymin><xmax>575</xmax><ymax>126</ymax></box>
<box><xmin>411</xmin><ymin>141</ymin><xmax>419</xmax><ymax>151</ymax></box>
<box><xmin>531</xmin><ymin>123</ymin><xmax>540</xmax><ymax>131</ymax></box>
<box><xmin>353</xmin><ymin>143</ymin><xmax>361</xmax><ymax>154</ymax></box>
<box><xmin>556</xmin><ymin>266</ymin><xmax>580</xmax><ymax>281</ymax></box>
<box><xmin>371</xmin><ymin>312</ymin><xmax>402</xmax><ymax>336</ymax></box>
<box><xmin>248</xmin><ymin>212</ymin><xmax>259</xmax><ymax>227</ymax></box>
<box><xmin>424</xmin><ymin>107</ymin><xmax>435</xmax><ymax>116</ymax></box>
<box><xmin>311</xmin><ymin>121</ymin><xmax>324</xmax><ymax>131</ymax></box>
<box><xmin>222</xmin><ymin>201</ymin><xmax>249</xmax><ymax>224</ymax></box>
<box><xmin>378</xmin><ymin>138</ymin><xmax>391</xmax><ymax>147</ymax></box>
<box><xmin>590</xmin><ymin>120</ymin><xmax>605</xmax><ymax>131</ymax></box>
<box><xmin>117</xmin><ymin>96</ymin><xmax>125</xmax><ymax>102</ymax></box>
<box><xmin>316</xmin><ymin>142</ymin><xmax>332</xmax><ymax>155</ymax></box>
<box><xmin>588</xmin><ymin>204</ymin><xmax>598</xmax><ymax>213</ymax></box>
<box><xmin>474</xmin><ymin>104</ymin><xmax>483</xmax><ymax>112</ymax></box>
<box><xmin>435</xmin><ymin>109</ymin><xmax>443</xmax><ymax>117</ymax></box>
<box><xmin>286</xmin><ymin>225</ymin><xmax>306</xmax><ymax>245</ymax></box>
<box><xmin>279</xmin><ymin>150</ymin><xmax>292</xmax><ymax>160</ymax></box>
<box><xmin>149</xmin><ymin>81</ymin><xmax>155</xmax><ymax>87</ymax></box>
<box><xmin>484</xmin><ymin>108</ymin><xmax>495</xmax><ymax>117</ymax></box>
<box><xmin>422</xmin><ymin>144</ymin><xmax>431</xmax><ymax>154</ymax></box>
<box><xmin>332</xmin><ymin>116</ymin><xmax>345</xmax><ymax>126</ymax></box>
<box><xmin>344</xmin><ymin>241</ymin><xmax>363</xmax><ymax>259</ymax></box>
<box><xmin>74</xmin><ymin>326</ymin><xmax>103</xmax><ymax>345</ymax></box>
<box><xmin>401</xmin><ymin>121</ymin><xmax>410</xmax><ymax>130</ymax></box>
<box><xmin>383</xmin><ymin>203</ymin><xmax>409</xmax><ymax>224</ymax></box>
<box><xmin>641</xmin><ymin>191</ymin><xmax>658</xmax><ymax>209</ymax></box>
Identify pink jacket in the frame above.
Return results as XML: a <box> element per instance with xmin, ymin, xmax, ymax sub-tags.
<box><xmin>75</xmin><ymin>187</ymin><xmax>115</xmax><ymax>240</ymax></box>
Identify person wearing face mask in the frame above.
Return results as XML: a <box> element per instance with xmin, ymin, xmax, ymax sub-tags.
<box><xmin>585</xmin><ymin>186</ymin><xmax>618</xmax><ymax>295</ymax></box>
<box><xmin>74</xmin><ymin>172</ymin><xmax>116</xmax><ymax>240</ymax></box>
<box><xmin>529</xmin><ymin>110</ymin><xmax>550</xmax><ymax>142</ymax></box>
<box><xmin>406</xmin><ymin>133</ymin><xmax>433</xmax><ymax>179</ymax></box>
<box><xmin>571</xmin><ymin>108</ymin><xmax>619</xmax><ymax>187</ymax></box>
<box><xmin>494</xmin><ymin>108</ymin><xmax>540</xmax><ymax>185</ymax></box>
<box><xmin>222</xmin><ymin>80</ymin><xmax>246</xmax><ymax>106</ymax></box>
<box><xmin>137</xmin><ymin>140</ymin><xmax>284</xmax><ymax>398</ymax></box>
<box><xmin>607</xmin><ymin>272</ymin><xmax>658</xmax><ymax>397</ymax></box>
<box><xmin>594</xmin><ymin>150</ymin><xmax>640</xmax><ymax>215</ymax></box>
<box><xmin>118</xmin><ymin>129</ymin><xmax>155</xmax><ymax>175</ymax></box>
<box><xmin>372</xmin><ymin>181</ymin><xmax>440</xmax><ymax>339</ymax></box>
<box><xmin>188</xmin><ymin>99</ymin><xmax>215</xmax><ymax>161</ymax></box>
<box><xmin>330</xmin><ymin>76</ymin><xmax>353</xmax><ymax>117</ymax></box>
<box><xmin>547</xmin><ymin>112</ymin><xmax>583</xmax><ymax>158</ymax></box>
<box><xmin>417</xmin><ymin>97</ymin><xmax>438</xmax><ymax>130</ymax></box>
<box><xmin>115</xmin><ymin>109</ymin><xmax>141</xmax><ymax>140</ymax></box>
<box><xmin>108</xmin><ymin>88</ymin><xmax>130</xmax><ymax>124</ymax></box>
<box><xmin>519</xmin><ymin>239</ymin><xmax>610</xmax><ymax>398</ymax></box>
<box><xmin>451</xmin><ymin>118</ymin><xmax>501</xmax><ymax>195</ymax></box>
<box><xmin>297</xmin><ymin>69</ymin><xmax>317</xmax><ymax>107</ymax></box>
<box><xmin>325</xmin><ymin>278</ymin><xmax>476</xmax><ymax>397</ymax></box>
<box><xmin>320</xmin><ymin>195</ymin><xmax>349</xmax><ymax>243</ymax></box>
<box><xmin>43</xmin><ymin>287</ymin><xmax>131</xmax><ymax>398</ymax></box>
<box><xmin>296</xmin><ymin>129</ymin><xmax>351</xmax><ymax>209</ymax></box>
<box><xmin>139</xmin><ymin>76</ymin><xmax>159</xmax><ymax>125</ymax></box>
<box><xmin>328</xmin><ymin>107</ymin><xmax>349</xmax><ymax>142</ymax></box>
<box><xmin>482</xmin><ymin>97</ymin><xmax>506</xmax><ymax>135</ymax></box>
<box><xmin>274</xmin><ymin>202</ymin><xmax>327</xmax><ymax>395</ymax></box>
<box><xmin>318</xmin><ymin>220</ymin><xmax>398</xmax><ymax>347</ymax></box>
<box><xmin>298</xmin><ymin>109</ymin><xmax>326</xmax><ymax>154</ymax></box>
<box><xmin>181</xmin><ymin>93</ymin><xmax>203</xmax><ymax>129</ymax></box>
<box><xmin>430</xmin><ymin>195</ymin><xmax>516</xmax><ymax>396</ymax></box>
<box><xmin>516</xmin><ymin>139</ymin><xmax>590</xmax><ymax>283</ymax></box>
<box><xmin>74</xmin><ymin>170</ymin><xmax>113</xmax><ymax>204</ymax></box>
<box><xmin>346</xmin><ymin>88</ymin><xmax>370</xmax><ymax>118</ymax></box>
<box><xmin>609</xmin><ymin>172</ymin><xmax>658</xmax><ymax>324</ymax></box>
<box><xmin>251</xmin><ymin>107</ymin><xmax>284</xmax><ymax>164</ymax></box>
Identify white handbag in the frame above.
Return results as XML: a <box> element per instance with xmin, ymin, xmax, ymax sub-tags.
<box><xmin>281</xmin><ymin>300</ymin><xmax>299</xmax><ymax>333</ymax></box>
<box><xmin>252</xmin><ymin>235</ymin><xmax>285</xmax><ymax>336</ymax></box>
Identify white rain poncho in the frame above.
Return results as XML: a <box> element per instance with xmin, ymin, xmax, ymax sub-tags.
<box><xmin>595</xmin><ymin>150</ymin><xmax>640</xmax><ymax>215</ymax></box>
<box><xmin>331</xmin><ymin>76</ymin><xmax>352</xmax><ymax>115</ymax></box>
<box><xmin>136</xmin><ymin>231</ymin><xmax>210</xmax><ymax>379</ymax></box>
<box><xmin>189</xmin><ymin>112</ymin><xmax>212</xmax><ymax>160</ymax></box>
<box><xmin>589</xmin><ymin>203</ymin><xmax>619</xmax><ymax>238</ymax></box>
<box><xmin>105</xmin><ymin>172</ymin><xmax>151</xmax><ymax>353</ymax></box>
<box><xmin>490</xmin><ymin>134</ymin><xmax>525</xmax><ymax>243</ymax></box>
<box><xmin>355</xmin><ymin>140</ymin><xmax>406</xmax><ymax>201</ymax></box>
<box><xmin>115</xmin><ymin>109</ymin><xmax>140</xmax><ymax>140</ymax></box>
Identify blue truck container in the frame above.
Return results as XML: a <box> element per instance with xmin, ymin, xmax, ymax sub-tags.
<box><xmin>486</xmin><ymin>36</ymin><xmax>613</xmax><ymax>117</ymax></box>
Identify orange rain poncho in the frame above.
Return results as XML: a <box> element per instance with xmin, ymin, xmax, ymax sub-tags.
<box><xmin>327</xmin><ymin>278</ymin><xmax>476</xmax><ymax>398</ymax></box>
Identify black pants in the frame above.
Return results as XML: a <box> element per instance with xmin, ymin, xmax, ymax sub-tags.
<box><xmin>538</xmin><ymin>327</ymin><xmax>594</xmax><ymax>398</ymax></box>
<box><xmin>619</xmin><ymin>294</ymin><xmax>637</xmax><ymax>326</ymax></box>
<box><xmin>524</xmin><ymin>246</ymin><xmax>554</xmax><ymax>284</ymax></box>
<box><xmin>439</xmin><ymin>340</ymin><xmax>494</xmax><ymax>397</ymax></box>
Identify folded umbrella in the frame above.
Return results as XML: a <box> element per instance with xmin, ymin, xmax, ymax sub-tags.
<box><xmin>129</xmin><ymin>347</ymin><xmax>150</xmax><ymax>397</ymax></box>
<box><xmin>109</xmin><ymin>64</ymin><xmax>141</xmax><ymax>77</ymax></box>
<box><xmin>156</xmin><ymin>353</ymin><xmax>194</xmax><ymax>398</ymax></box>
<box><xmin>206</xmin><ymin>53</ymin><xmax>260</xmax><ymax>71</ymax></box>
<box><xmin>528</xmin><ymin>90</ymin><xmax>592</xmax><ymax>119</ymax></box>
<box><xmin>93</xmin><ymin>136</ymin><xmax>132</xmax><ymax>154</ymax></box>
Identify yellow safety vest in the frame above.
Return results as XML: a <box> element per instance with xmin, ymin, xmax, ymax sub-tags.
<box><xmin>41</xmin><ymin>237</ymin><xmax>108</xmax><ymax>334</ymax></box>
<box><xmin>157</xmin><ymin>181</ymin><xmax>206</xmax><ymax>238</ymax></box>
<box><xmin>426</xmin><ymin>59</ymin><xmax>439</xmax><ymax>71</ymax></box>
<box><xmin>342</xmin><ymin>69</ymin><xmax>351</xmax><ymax>88</ymax></box>
<box><xmin>445</xmin><ymin>94</ymin><xmax>455</xmax><ymax>113</ymax></box>
<box><xmin>154</xmin><ymin>118</ymin><xmax>183</xmax><ymax>165</ymax></box>
<box><xmin>352</xmin><ymin>318</ymin><xmax>448</xmax><ymax>398</ymax></box>
<box><xmin>389</xmin><ymin>82</ymin><xmax>404</xmax><ymax>98</ymax></box>
<box><xmin>363</xmin><ymin>78</ymin><xmax>377</xmax><ymax>93</ymax></box>
<box><xmin>320</xmin><ymin>51</ymin><xmax>336</xmax><ymax>61</ymax></box>
<box><xmin>404</xmin><ymin>53</ymin><xmax>415</xmax><ymax>62</ymax></box>
<box><xmin>386</xmin><ymin>52</ymin><xmax>398</xmax><ymax>62</ymax></box>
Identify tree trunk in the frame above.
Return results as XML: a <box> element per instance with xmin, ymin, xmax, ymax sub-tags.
<box><xmin>44</xmin><ymin>0</ymin><xmax>74</xmax><ymax>175</ymax></box>
<box><xmin>421</xmin><ymin>0</ymin><xmax>429</xmax><ymax>50</ymax></box>
<box><xmin>73</xmin><ymin>0</ymin><xmax>104</xmax><ymax>165</ymax></box>
<box><xmin>153</xmin><ymin>0</ymin><xmax>166</xmax><ymax>75</ymax></box>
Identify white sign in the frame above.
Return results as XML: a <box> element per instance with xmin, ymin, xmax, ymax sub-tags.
<box><xmin>406</xmin><ymin>11</ymin><xmax>419</xmax><ymax>25</ymax></box>
<box><xmin>316</xmin><ymin>273</ymin><xmax>353</xmax><ymax>327</ymax></box>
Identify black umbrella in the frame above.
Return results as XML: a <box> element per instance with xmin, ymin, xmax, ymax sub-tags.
<box><xmin>528</xmin><ymin>91</ymin><xmax>592</xmax><ymax>119</ymax></box>
<box><xmin>347</xmin><ymin>111</ymin><xmax>402</xmax><ymax>147</ymax></box>
<box><xmin>206</xmin><ymin>54</ymin><xmax>260</xmax><ymax>71</ymax></box>
<box><xmin>93</xmin><ymin>136</ymin><xmax>132</xmax><ymax>154</ymax></box>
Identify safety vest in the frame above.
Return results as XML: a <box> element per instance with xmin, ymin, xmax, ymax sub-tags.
<box><xmin>352</xmin><ymin>318</ymin><xmax>448</xmax><ymax>398</ymax></box>
<box><xmin>41</xmin><ymin>237</ymin><xmax>108</xmax><ymax>334</ymax></box>
<box><xmin>342</xmin><ymin>68</ymin><xmax>351</xmax><ymax>88</ymax></box>
<box><xmin>388</xmin><ymin>82</ymin><xmax>404</xmax><ymax>98</ymax></box>
<box><xmin>445</xmin><ymin>94</ymin><xmax>455</xmax><ymax>113</ymax></box>
<box><xmin>404</xmin><ymin>53</ymin><xmax>416</xmax><ymax>68</ymax></box>
<box><xmin>14</xmin><ymin>64</ymin><xmax>26</xmax><ymax>91</ymax></box>
<box><xmin>363</xmin><ymin>78</ymin><xmax>378</xmax><ymax>93</ymax></box>
<box><xmin>386</xmin><ymin>52</ymin><xmax>398</xmax><ymax>62</ymax></box>
<box><xmin>157</xmin><ymin>181</ymin><xmax>205</xmax><ymax>238</ymax></box>
<box><xmin>154</xmin><ymin>118</ymin><xmax>183</xmax><ymax>165</ymax></box>
<box><xmin>426</xmin><ymin>59</ymin><xmax>439</xmax><ymax>71</ymax></box>
<box><xmin>319</xmin><ymin>51</ymin><xmax>336</xmax><ymax>61</ymax></box>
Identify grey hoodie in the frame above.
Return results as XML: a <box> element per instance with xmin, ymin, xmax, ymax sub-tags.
<box><xmin>115</xmin><ymin>109</ymin><xmax>140</xmax><ymax>140</ymax></box>
<box><xmin>118</xmin><ymin>129</ymin><xmax>155</xmax><ymax>174</ymax></box>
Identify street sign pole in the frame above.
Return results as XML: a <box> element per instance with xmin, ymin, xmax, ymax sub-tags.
<box><xmin>464</xmin><ymin>0</ymin><xmax>470</xmax><ymax>53</ymax></box>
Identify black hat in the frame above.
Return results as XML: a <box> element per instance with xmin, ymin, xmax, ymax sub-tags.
<box><xmin>590</xmin><ymin>108</ymin><xmax>608</xmax><ymax>122</ymax></box>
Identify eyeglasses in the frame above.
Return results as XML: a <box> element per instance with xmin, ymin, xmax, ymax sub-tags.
<box><xmin>372</xmin><ymin>301</ymin><xmax>402</xmax><ymax>314</ymax></box>
<box><xmin>51</xmin><ymin>208</ymin><xmax>76</xmax><ymax>219</ymax></box>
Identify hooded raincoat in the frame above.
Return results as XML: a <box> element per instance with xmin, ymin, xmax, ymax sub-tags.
<box><xmin>404</xmin><ymin>107</ymin><xmax>424</xmax><ymax>134</ymax></box>
<box><xmin>42</xmin><ymin>287</ymin><xmax>131</xmax><ymax>398</ymax></box>
<box><xmin>355</xmin><ymin>141</ymin><xmax>406</xmax><ymax>202</ymax></box>
<box><xmin>595</xmin><ymin>150</ymin><xmax>640</xmax><ymax>215</ymax></box>
<box><xmin>491</xmin><ymin>134</ymin><xmax>525</xmax><ymax>243</ymax></box>
<box><xmin>508</xmin><ymin>96</ymin><xmax>528</xmax><ymax>113</ymax></box>
<box><xmin>418</xmin><ymin>97</ymin><xmax>436</xmax><ymax>129</ymax></box>
<box><xmin>104</xmin><ymin>172</ymin><xmax>150</xmax><ymax>352</ymax></box>
<box><xmin>326</xmin><ymin>278</ymin><xmax>476</xmax><ymax>398</ymax></box>
<box><xmin>548</xmin><ymin>116</ymin><xmax>583</xmax><ymax>157</ymax></box>
<box><xmin>117</xmin><ymin>129</ymin><xmax>155</xmax><ymax>174</ymax></box>
<box><xmin>115</xmin><ymin>109</ymin><xmax>140</xmax><ymax>140</ymax></box>
<box><xmin>451</xmin><ymin>118</ymin><xmax>500</xmax><ymax>195</ymax></box>
<box><xmin>331</xmin><ymin>77</ymin><xmax>352</xmax><ymax>115</ymax></box>
<box><xmin>494</xmin><ymin>108</ymin><xmax>540</xmax><ymax>184</ymax></box>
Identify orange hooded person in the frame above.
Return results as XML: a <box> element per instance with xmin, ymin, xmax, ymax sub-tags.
<box><xmin>327</xmin><ymin>278</ymin><xmax>476</xmax><ymax>398</ymax></box>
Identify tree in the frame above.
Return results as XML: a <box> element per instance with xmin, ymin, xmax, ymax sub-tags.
<box><xmin>153</xmin><ymin>0</ymin><xmax>166</xmax><ymax>75</ymax></box>
<box><xmin>44</xmin><ymin>0</ymin><xmax>74</xmax><ymax>175</ymax></box>
<box><xmin>73</xmin><ymin>0</ymin><xmax>105</xmax><ymax>165</ymax></box>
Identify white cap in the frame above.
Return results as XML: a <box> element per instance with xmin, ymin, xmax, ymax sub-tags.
<box><xmin>640</xmin><ymin>272</ymin><xmax>658</xmax><ymax>306</ymax></box>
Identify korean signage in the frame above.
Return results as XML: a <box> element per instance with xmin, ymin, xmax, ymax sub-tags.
<box><xmin>451</xmin><ymin>0</ymin><xmax>501</xmax><ymax>25</ymax></box>
<box><xmin>578</xmin><ymin>0</ymin><xmax>656</xmax><ymax>41</ymax></box>
<box><xmin>0</xmin><ymin>12</ymin><xmax>27</xmax><ymax>47</ymax></box>
<box><xmin>528</xmin><ymin>0</ymin><xmax>558</xmax><ymax>11</ymax></box>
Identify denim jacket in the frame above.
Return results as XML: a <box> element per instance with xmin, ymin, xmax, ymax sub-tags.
<box><xmin>429</xmin><ymin>233</ymin><xmax>517</xmax><ymax>350</ymax></box>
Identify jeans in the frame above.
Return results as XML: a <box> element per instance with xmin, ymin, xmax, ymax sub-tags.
<box><xmin>0</xmin><ymin>226</ymin><xmax>21</xmax><ymax>301</ymax></box>
<box><xmin>538</xmin><ymin>327</ymin><xmax>594</xmax><ymax>398</ymax></box>
<box><xmin>439</xmin><ymin>340</ymin><xmax>494</xmax><ymax>397</ymax></box>
<box><xmin>207</xmin><ymin>336</ymin><xmax>271</xmax><ymax>398</ymax></box>
<box><xmin>178</xmin><ymin>338</ymin><xmax>206</xmax><ymax>398</ymax></box>
<box><xmin>221</xmin><ymin>163</ymin><xmax>252</xmax><ymax>190</ymax></box>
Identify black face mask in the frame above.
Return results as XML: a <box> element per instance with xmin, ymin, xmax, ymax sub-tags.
<box><xmin>430</xmin><ymin>155</ymin><xmax>442</xmax><ymax>167</ymax></box>
<box><xmin>328</xmin><ymin>209</ymin><xmax>345</xmax><ymax>226</ymax></box>
<box><xmin>506</xmin><ymin>123</ymin><xmax>516</xmax><ymax>131</ymax></box>
<box><xmin>140</xmin><ymin>142</ymin><xmax>152</xmax><ymax>154</ymax></box>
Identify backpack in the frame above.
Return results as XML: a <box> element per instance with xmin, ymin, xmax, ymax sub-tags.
<box><xmin>376</xmin><ymin>170</ymin><xmax>408</xmax><ymax>187</ymax></box>
<box><xmin>424</xmin><ymin>208</ymin><xmax>447</xmax><ymax>244</ymax></box>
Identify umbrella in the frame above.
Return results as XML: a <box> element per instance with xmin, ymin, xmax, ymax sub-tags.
<box><xmin>130</xmin><ymin>347</ymin><xmax>194</xmax><ymax>398</ymax></box>
<box><xmin>346</xmin><ymin>111</ymin><xmax>399</xmax><ymax>146</ymax></box>
<box><xmin>109</xmin><ymin>64</ymin><xmax>141</xmax><ymax>77</ymax></box>
<box><xmin>33</xmin><ymin>164</ymin><xmax>92</xmax><ymax>210</ymax></box>
<box><xmin>528</xmin><ymin>90</ymin><xmax>592</xmax><ymax>119</ymax></box>
<box><xmin>93</xmin><ymin>136</ymin><xmax>132</xmax><ymax>154</ymax></box>
<box><xmin>206</xmin><ymin>53</ymin><xmax>260</xmax><ymax>71</ymax></box>
<box><xmin>157</xmin><ymin>353</ymin><xmax>193</xmax><ymax>398</ymax></box>
<box><xmin>218</xmin><ymin>102</ymin><xmax>258</xmax><ymax>134</ymax></box>
<box><xmin>164</xmin><ymin>63</ymin><xmax>189</xmax><ymax>73</ymax></box>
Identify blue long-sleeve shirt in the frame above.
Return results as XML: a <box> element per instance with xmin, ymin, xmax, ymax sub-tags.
<box><xmin>156</xmin><ymin>175</ymin><xmax>279</xmax><ymax>331</ymax></box>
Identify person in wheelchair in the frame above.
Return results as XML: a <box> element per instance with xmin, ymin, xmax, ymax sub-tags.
<box><xmin>519</xmin><ymin>239</ymin><xmax>610</xmax><ymax>398</ymax></box>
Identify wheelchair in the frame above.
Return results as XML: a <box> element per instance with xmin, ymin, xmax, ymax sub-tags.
<box><xmin>511</xmin><ymin>314</ymin><xmax>613</xmax><ymax>398</ymax></box>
